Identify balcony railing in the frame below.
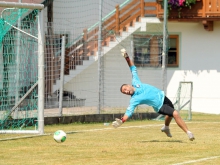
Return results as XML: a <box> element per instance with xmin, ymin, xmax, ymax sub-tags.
<box><xmin>157</xmin><ymin>0</ymin><xmax>220</xmax><ymax>20</ymax></box>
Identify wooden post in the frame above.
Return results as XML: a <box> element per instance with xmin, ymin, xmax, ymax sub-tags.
<box><xmin>115</xmin><ymin>5</ymin><xmax>119</xmax><ymax>34</ymax></box>
<box><xmin>141</xmin><ymin>0</ymin><xmax>145</xmax><ymax>17</ymax></box>
<box><xmin>202</xmin><ymin>0</ymin><xmax>206</xmax><ymax>17</ymax></box>
<box><xmin>156</xmin><ymin>0</ymin><xmax>160</xmax><ymax>18</ymax></box>
<box><xmin>83</xmin><ymin>28</ymin><xmax>88</xmax><ymax>41</ymax></box>
<box><xmin>83</xmin><ymin>28</ymin><xmax>88</xmax><ymax>59</ymax></box>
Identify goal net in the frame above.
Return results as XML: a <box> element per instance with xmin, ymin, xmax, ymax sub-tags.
<box><xmin>155</xmin><ymin>81</ymin><xmax>193</xmax><ymax>121</ymax></box>
<box><xmin>0</xmin><ymin>2</ymin><xmax>44</xmax><ymax>134</ymax></box>
<box><xmin>174</xmin><ymin>81</ymin><xmax>193</xmax><ymax>120</ymax></box>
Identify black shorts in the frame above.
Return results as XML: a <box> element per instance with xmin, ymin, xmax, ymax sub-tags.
<box><xmin>158</xmin><ymin>96</ymin><xmax>175</xmax><ymax>117</ymax></box>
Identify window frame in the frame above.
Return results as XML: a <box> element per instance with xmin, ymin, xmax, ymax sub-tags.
<box><xmin>167</xmin><ymin>35</ymin><xmax>179</xmax><ymax>67</ymax></box>
<box><xmin>132</xmin><ymin>34</ymin><xmax>179</xmax><ymax>68</ymax></box>
<box><xmin>133</xmin><ymin>34</ymin><xmax>162</xmax><ymax>68</ymax></box>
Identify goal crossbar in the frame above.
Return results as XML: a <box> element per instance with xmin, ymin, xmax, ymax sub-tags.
<box><xmin>0</xmin><ymin>1</ymin><xmax>44</xmax><ymax>10</ymax></box>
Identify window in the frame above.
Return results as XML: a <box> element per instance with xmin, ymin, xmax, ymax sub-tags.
<box><xmin>133</xmin><ymin>34</ymin><xmax>179</xmax><ymax>67</ymax></box>
<box><xmin>133</xmin><ymin>34</ymin><xmax>162</xmax><ymax>67</ymax></box>
<box><xmin>168</xmin><ymin>35</ymin><xmax>179</xmax><ymax>67</ymax></box>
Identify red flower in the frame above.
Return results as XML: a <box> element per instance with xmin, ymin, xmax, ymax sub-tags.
<box><xmin>179</xmin><ymin>0</ymin><xmax>185</xmax><ymax>6</ymax></box>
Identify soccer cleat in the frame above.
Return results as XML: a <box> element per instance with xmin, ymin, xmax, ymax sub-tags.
<box><xmin>187</xmin><ymin>131</ymin><xmax>195</xmax><ymax>141</ymax></box>
<box><xmin>161</xmin><ymin>126</ymin><xmax>172</xmax><ymax>137</ymax></box>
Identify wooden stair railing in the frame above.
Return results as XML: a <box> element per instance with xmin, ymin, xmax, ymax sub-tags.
<box><xmin>62</xmin><ymin>0</ymin><xmax>157</xmax><ymax>77</ymax></box>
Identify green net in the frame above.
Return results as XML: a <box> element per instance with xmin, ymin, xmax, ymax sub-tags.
<box><xmin>0</xmin><ymin>8</ymin><xmax>39</xmax><ymax>131</ymax></box>
<box><xmin>0</xmin><ymin>8</ymin><xmax>29</xmax><ymax>46</ymax></box>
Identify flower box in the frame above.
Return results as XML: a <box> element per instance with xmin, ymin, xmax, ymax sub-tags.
<box><xmin>157</xmin><ymin>0</ymin><xmax>203</xmax><ymax>19</ymax></box>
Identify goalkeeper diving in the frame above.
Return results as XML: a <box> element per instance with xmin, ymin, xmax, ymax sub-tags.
<box><xmin>112</xmin><ymin>49</ymin><xmax>195</xmax><ymax>141</ymax></box>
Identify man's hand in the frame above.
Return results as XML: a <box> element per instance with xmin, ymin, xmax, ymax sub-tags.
<box><xmin>121</xmin><ymin>48</ymin><xmax>128</xmax><ymax>58</ymax></box>
<box><xmin>112</xmin><ymin>118</ymin><xmax>123</xmax><ymax>128</ymax></box>
<box><xmin>121</xmin><ymin>48</ymin><xmax>133</xmax><ymax>67</ymax></box>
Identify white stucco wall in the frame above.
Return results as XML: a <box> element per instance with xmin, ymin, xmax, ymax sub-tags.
<box><xmin>167</xmin><ymin>22</ymin><xmax>220</xmax><ymax>114</ymax></box>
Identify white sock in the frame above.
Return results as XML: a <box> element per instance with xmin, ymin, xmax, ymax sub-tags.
<box><xmin>187</xmin><ymin>131</ymin><xmax>192</xmax><ymax>134</ymax></box>
<box><xmin>164</xmin><ymin>125</ymin><xmax>169</xmax><ymax>129</ymax></box>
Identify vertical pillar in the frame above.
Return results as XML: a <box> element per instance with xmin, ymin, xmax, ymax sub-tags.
<box><xmin>58</xmin><ymin>35</ymin><xmax>66</xmax><ymax>116</ymax></box>
<box><xmin>97</xmin><ymin>0</ymin><xmax>103</xmax><ymax>114</ymax></box>
<box><xmin>15</xmin><ymin>0</ymin><xmax>22</xmax><ymax>119</ymax></box>
<box><xmin>162</xmin><ymin>0</ymin><xmax>168</xmax><ymax>94</ymax></box>
<box><xmin>38</xmin><ymin>10</ymin><xmax>45</xmax><ymax>135</ymax></box>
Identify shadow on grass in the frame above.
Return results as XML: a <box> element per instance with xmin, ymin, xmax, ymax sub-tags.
<box><xmin>138</xmin><ymin>139</ymin><xmax>183</xmax><ymax>143</ymax></box>
<box><xmin>66</xmin><ymin>131</ymin><xmax>79</xmax><ymax>134</ymax></box>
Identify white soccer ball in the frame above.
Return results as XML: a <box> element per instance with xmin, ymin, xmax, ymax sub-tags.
<box><xmin>53</xmin><ymin>130</ymin><xmax>67</xmax><ymax>143</ymax></box>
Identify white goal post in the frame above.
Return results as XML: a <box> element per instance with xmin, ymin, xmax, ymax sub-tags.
<box><xmin>176</xmin><ymin>81</ymin><xmax>193</xmax><ymax>120</ymax></box>
<box><xmin>0</xmin><ymin>2</ymin><xmax>44</xmax><ymax>134</ymax></box>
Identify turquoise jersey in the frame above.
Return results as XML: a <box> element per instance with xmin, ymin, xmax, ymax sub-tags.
<box><xmin>125</xmin><ymin>65</ymin><xmax>165</xmax><ymax>117</ymax></box>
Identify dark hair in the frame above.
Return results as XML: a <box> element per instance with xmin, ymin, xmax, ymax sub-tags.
<box><xmin>120</xmin><ymin>84</ymin><xmax>128</xmax><ymax>93</ymax></box>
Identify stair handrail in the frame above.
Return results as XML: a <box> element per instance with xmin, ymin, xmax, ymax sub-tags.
<box><xmin>87</xmin><ymin>0</ymin><xmax>131</xmax><ymax>33</ymax></box>
<box><xmin>65</xmin><ymin>0</ymin><xmax>131</xmax><ymax>50</ymax></box>
<box><xmin>55</xmin><ymin>0</ymin><xmax>158</xmax><ymax>58</ymax></box>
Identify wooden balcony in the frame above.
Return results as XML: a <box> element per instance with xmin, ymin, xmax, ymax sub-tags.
<box><xmin>157</xmin><ymin>0</ymin><xmax>220</xmax><ymax>31</ymax></box>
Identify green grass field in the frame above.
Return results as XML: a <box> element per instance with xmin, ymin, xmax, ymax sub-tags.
<box><xmin>0</xmin><ymin>112</ymin><xmax>220</xmax><ymax>165</ymax></box>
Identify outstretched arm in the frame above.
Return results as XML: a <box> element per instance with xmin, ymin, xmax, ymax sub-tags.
<box><xmin>121</xmin><ymin>49</ymin><xmax>134</xmax><ymax>67</ymax></box>
<box><xmin>112</xmin><ymin>49</ymin><xmax>137</xmax><ymax>128</ymax></box>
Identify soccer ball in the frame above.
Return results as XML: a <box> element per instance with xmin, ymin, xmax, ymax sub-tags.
<box><xmin>53</xmin><ymin>130</ymin><xmax>66</xmax><ymax>143</ymax></box>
